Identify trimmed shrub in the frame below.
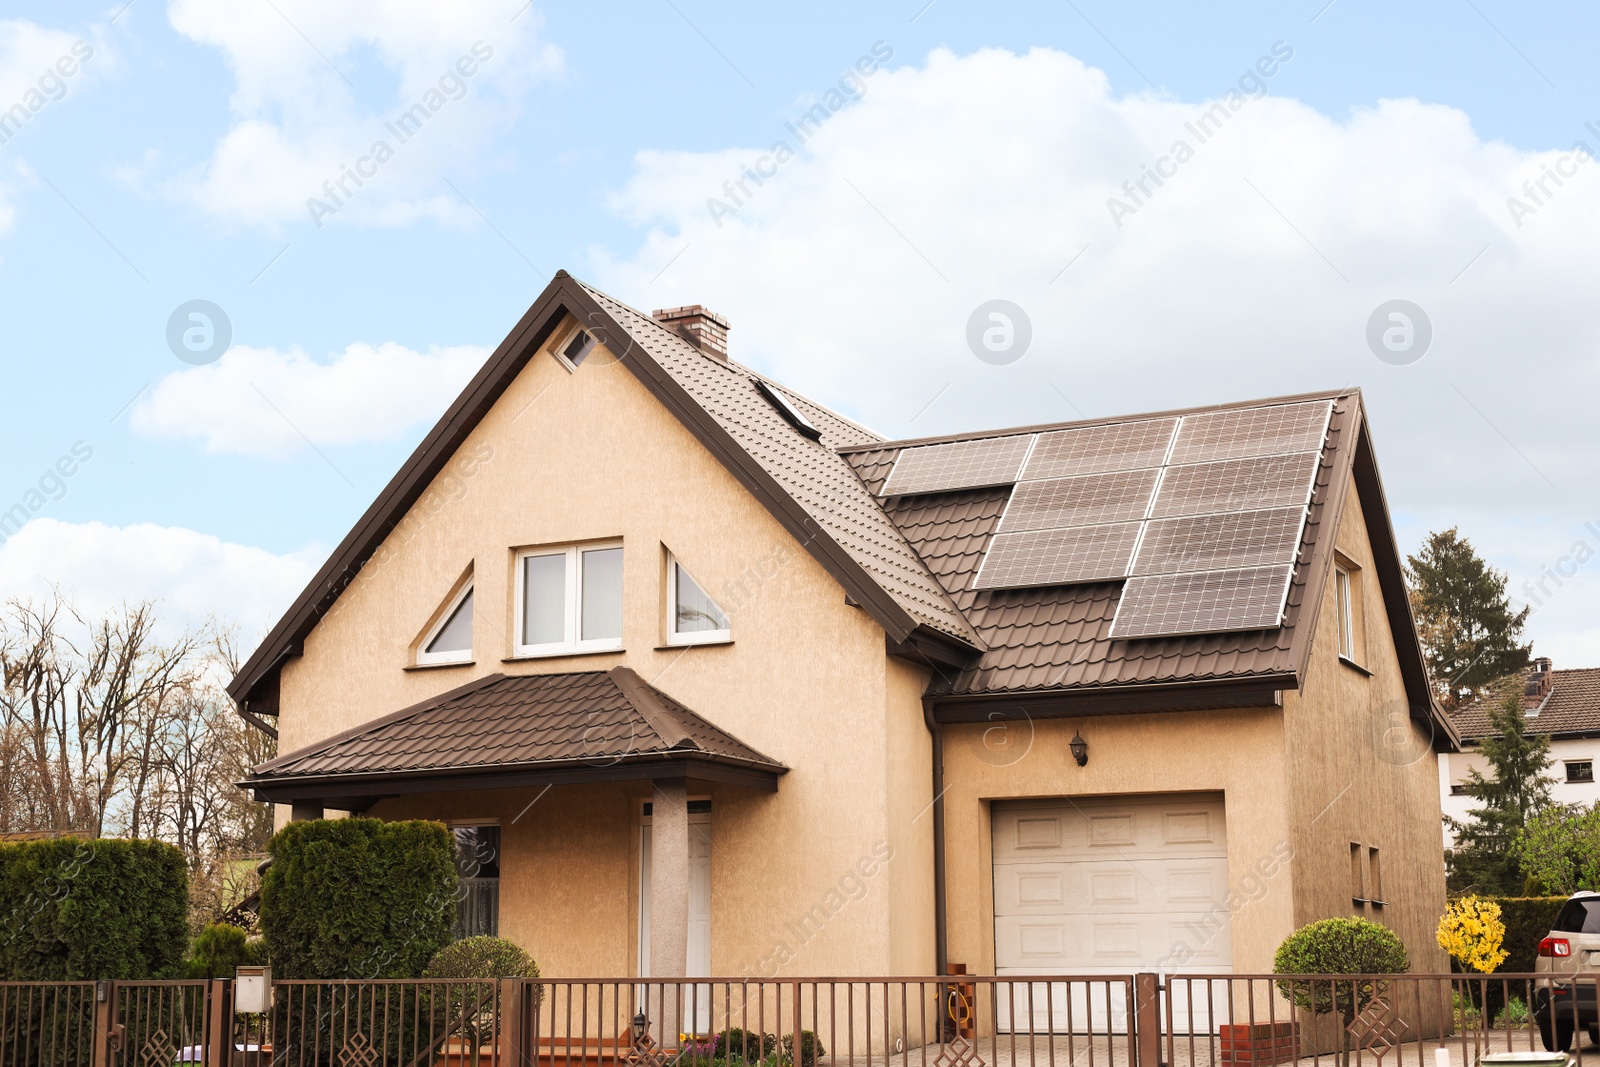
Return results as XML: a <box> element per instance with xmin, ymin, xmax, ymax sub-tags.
<box><xmin>423</xmin><ymin>936</ymin><xmax>539</xmax><ymax>979</ymax></box>
<box><xmin>1274</xmin><ymin>917</ymin><xmax>1409</xmax><ymax>1023</ymax></box>
<box><xmin>1485</xmin><ymin>896</ymin><xmax>1566</xmax><ymax>973</ymax></box>
<box><xmin>185</xmin><ymin>922</ymin><xmax>267</xmax><ymax>978</ymax></box>
<box><xmin>422</xmin><ymin>937</ymin><xmax>540</xmax><ymax>1047</ymax></box>
<box><xmin>261</xmin><ymin>817</ymin><xmax>456</xmax><ymax>980</ymax></box>
<box><xmin>0</xmin><ymin>837</ymin><xmax>187</xmax><ymax>980</ymax></box>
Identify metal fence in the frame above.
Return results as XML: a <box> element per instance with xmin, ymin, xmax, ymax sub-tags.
<box><xmin>1</xmin><ymin>973</ymin><xmax>1591</xmax><ymax>1067</ymax></box>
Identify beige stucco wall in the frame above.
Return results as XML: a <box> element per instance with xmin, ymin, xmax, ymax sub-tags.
<box><xmin>940</xmin><ymin>707</ymin><xmax>1295</xmax><ymax>975</ymax></box>
<box><xmin>274</xmin><ymin>322</ymin><xmax>933</xmax><ymax>978</ymax></box>
<box><xmin>1282</xmin><ymin>474</ymin><xmax>1450</xmax><ymax>972</ymax></box>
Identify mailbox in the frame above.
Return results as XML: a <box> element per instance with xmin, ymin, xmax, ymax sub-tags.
<box><xmin>235</xmin><ymin>966</ymin><xmax>272</xmax><ymax>1014</ymax></box>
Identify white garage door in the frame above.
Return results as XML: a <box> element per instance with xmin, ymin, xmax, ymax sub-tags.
<box><xmin>992</xmin><ymin>794</ymin><xmax>1231</xmax><ymax>1032</ymax></box>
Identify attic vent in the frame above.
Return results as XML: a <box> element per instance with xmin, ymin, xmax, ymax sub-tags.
<box><xmin>755</xmin><ymin>379</ymin><xmax>823</xmax><ymax>440</ymax></box>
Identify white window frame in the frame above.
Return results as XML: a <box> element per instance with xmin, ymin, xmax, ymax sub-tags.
<box><xmin>551</xmin><ymin>322</ymin><xmax>597</xmax><ymax>372</ymax></box>
<box><xmin>416</xmin><ymin>582</ymin><xmax>474</xmax><ymax>666</ymax></box>
<box><xmin>1335</xmin><ymin>565</ymin><xmax>1355</xmax><ymax>661</ymax></box>
<box><xmin>513</xmin><ymin>542</ymin><xmax>624</xmax><ymax>658</ymax></box>
<box><xmin>666</xmin><ymin>554</ymin><xmax>731</xmax><ymax>647</ymax></box>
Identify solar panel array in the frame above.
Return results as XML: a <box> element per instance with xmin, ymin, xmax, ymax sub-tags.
<box><xmin>964</xmin><ymin>400</ymin><xmax>1333</xmax><ymax>638</ymax></box>
<box><xmin>880</xmin><ymin>434</ymin><xmax>1035</xmax><ymax>496</ymax></box>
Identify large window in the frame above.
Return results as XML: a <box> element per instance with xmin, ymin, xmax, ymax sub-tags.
<box><xmin>452</xmin><ymin>824</ymin><xmax>500</xmax><ymax>939</ymax></box>
<box><xmin>667</xmin><ymin>555</ymin><xmax>730</xmax><ymax>646</ymax></box>
<box><xmin>514</xmin><ymin>543</ymin><xmax>624</xmax><ymax>656</ymax></box>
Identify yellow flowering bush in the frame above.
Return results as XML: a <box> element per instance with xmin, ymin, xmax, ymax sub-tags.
<box><xmin>1437</xmin><ymin>895</ymin><xmax>1509</xmax><ymax>973</ymax></box>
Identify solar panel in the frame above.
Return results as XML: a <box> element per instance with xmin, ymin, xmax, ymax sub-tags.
<box><xmin>974</xmin><ymin>522</ymin><xmax>1142</xmax><ymax>589</ymax></box>
<box><xmin>1168</xmin><ymin>401</ymin><xmax>1332</xmax><ymax>466</ymax></box>
<box><xmin>881</xmin><ymin>435</ymin><xmax>1035</xmax><ymax>496</ymax></box>
<box><xmin>1021</xmin><ymin>418</ymin><xmax>1178</xmax><ymax>480</ymax></box>
<box><xmin>1152</xmin><ymin>452</ymin><xmax>1320</xmax><ymax>519</ymax></box>
<box><xmin>1109</xmin><ymin>564</ymin><xmax>1294</xmax><ymax>639</ymax></box>
<box><xmin>1132</xmin><ymin>507</ymin><xmax>1305</xmax><ymax>576</ymax></box>
<box><xmin>1000</xmin><ymin>469</ymin><xmax>1160</xmax><ymax>533</ymax></box>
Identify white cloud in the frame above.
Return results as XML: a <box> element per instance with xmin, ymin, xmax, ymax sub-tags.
<box><xmin>598</xmin><ymin>44</ymin><xmax>1600</xmax><ymax>662</ymax></box>
<box><xmin>167</xmin><ymin>0</ymin><xmax>561</xmax><ymax>228</ymax></box>
<box><xmin>0</xmin><ymin>518</ymin><xmax>322</xmax><ymax>640</ymax></box>
<box><xmin>130</xmin><ymin>340</ymin><xmax>488</xmax><ymax>457</ymax></box>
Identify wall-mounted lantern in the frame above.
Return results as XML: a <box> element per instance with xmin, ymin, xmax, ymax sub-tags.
<box><xmin>1069</xmin><ymin>730</ymin><xmax>1088</xmax><ymax>767</ymax></box>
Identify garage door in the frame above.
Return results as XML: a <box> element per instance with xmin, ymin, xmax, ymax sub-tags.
<box><xmin>992</xmin><ymin>794</ymin><xmax>1231</xmax><ymax>1032</ymax></box>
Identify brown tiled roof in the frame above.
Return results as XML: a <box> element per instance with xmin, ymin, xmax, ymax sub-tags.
<box><xmin>249</xmin><ymin>668</ymin><xmax>784</xmax><ymax>784</ymax></box>
<box><xmin>1451</xmin><ymin>667</ymin><xmax>1600</xmax><ymax>740</ymax></box>
<box><xmin>230</xmin><ymin>272</ymin><xmax>1446</xmax><ymax>750</ymax></box>
<box><xmin>572</xmin><ymin>280</ymin><xmax>978</xmax><ymax>647</ymax></box>
<box><xmin>843</xmin><ymin>395</ymin><xmax>1354</xmax><ymax>698</ymax></box>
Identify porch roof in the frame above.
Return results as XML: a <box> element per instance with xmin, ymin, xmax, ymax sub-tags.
<box><xmin>242</xmin><ymin>667</ymin><xmax>786</xmax><ymax>807</ymax></box>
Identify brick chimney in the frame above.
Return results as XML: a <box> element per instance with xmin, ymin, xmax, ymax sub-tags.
<box><xmin>1526</xmin><ymin>657</ymin><xmax>1554</xmax><ymax>701</ymax></box>
<box><xmin>652</xmin><ymin>305</ymin><xmax>729</xmax><ymax>360</ymax></box>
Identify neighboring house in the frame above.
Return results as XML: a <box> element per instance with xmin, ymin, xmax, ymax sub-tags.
<box><xmin>1441</xmin><ymin>658</ymin><xmax>1600</xmax><ymax>846</ymax></box>
<box><xmin>231</xmin><ymin>271</ymin><xmax>1455</xmax><ymax>988</ymax></box>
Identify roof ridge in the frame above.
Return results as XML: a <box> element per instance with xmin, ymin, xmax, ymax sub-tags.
<box><xmin>835</xmin><ymin>388</ymin><xmax>1359</xmax><ymax>454</ymax></box>
<box><xmin>609</xmin><ymin>665</ymin><xmax>697</xmax><ymax>749</ymax></box>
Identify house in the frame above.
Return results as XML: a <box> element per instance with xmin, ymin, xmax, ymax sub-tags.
<box><xmin>231</xmin><ymin>271</ymin><xmax>1456</xmax><ymax>989</ymax></box>
<box><xmin>1441</xmin><ymin>658</ymin><xmax>1600</xmax><ymax>846</ymax></box>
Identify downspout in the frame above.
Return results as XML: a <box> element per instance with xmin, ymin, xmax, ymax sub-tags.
<box><xmin>923</xmin><ymin>697</ymin><xmax>948</xmax><ymax>974</ymax></box>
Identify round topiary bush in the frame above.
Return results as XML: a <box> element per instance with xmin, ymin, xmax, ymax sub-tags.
<box><xmin>423</xmin><ymin>936</ymin><xmax>539</xmax><ymax>979</ymax></box>
<box><xmin>1274</xmin><ymin>917</ymin><xmax>1409</xmax><ymax>1032</ymax></box>
<box><xmin>423</xmin><ymin>937</ymin><xmax>540</xmax><ymax>1049</ymax></box>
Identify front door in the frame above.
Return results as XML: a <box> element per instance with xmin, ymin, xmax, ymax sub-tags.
<box><xmin>640</xmin><ymin>805</ymin><xmax>712</xmax><ymax>1034</ymax></box>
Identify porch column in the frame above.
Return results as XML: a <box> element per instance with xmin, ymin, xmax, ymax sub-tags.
<box><xmin>289</xmin><ymin>800</ymin><xmax>323</xmax><ymax>821</ymax></box>
<box><xmin>650</xmin><ymin>778</ymin><xmax>689</xmax><ymax>1045</ymax></box>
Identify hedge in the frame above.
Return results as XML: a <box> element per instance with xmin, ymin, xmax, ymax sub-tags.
<box><xmin>0</xmin><ymin>837</ymin><xmax>188</xmax><ymax>980</ymax></box>
<box><xmin>1477</xmin><ymin>896</ymin><xmax>1566</xmax><ymax>973</ymax></box>
<box><xmin>260</xmin><ymin>817</ymin><xmax>457</xmax><ymax>979</ymax></box>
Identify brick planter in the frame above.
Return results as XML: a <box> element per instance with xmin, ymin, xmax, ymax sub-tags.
<box><xmin>1219</xmin><ymin>1022</ymin><xmax>1301</xmax><ymax>1067</ymax></box>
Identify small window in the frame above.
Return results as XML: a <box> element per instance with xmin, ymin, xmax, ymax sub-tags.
<box><xmin>554</xmin><ymin>325</ymin><xmax>596</xmax><ymax>370</ymax></box>
<box><xmin>1367</xmin><ymin>847</ymin><xmax>1384</xmax><ymax>908</ymax></box>
<box><xmin>1335</xmin><ymin>565</ymin><xmax>1355</xmax><ymax>661</ymax></box>
<box><xmin>755</xmin><ymin>379</ymin><xmax>823</xmax><ymax>440</ymax></box>
<box><xmin>1449</xmin><ymin>782</ymin><xmax>1470</xmax><ymax>796</ymax></box>
<box><xmin>417</xmin><ymin>584</ymin><xmax>473</xmax><ymax>666</ymax></box>
<box><xmin>452</xmin><ymin>825</ymin><xmax>500</xmax><ymax>939</ymax></box>
<box><xmin>668</xmin><ymin>555</ymin><xmax>730</xmax><ymax>646</ymax></box>
<box><xmin>1568</xmin><ymin>761</ymin><xmax>1595</xmax><ymax>784</ymax></box>
<box><xmin>514</xmin><ymin>543</ymin><xmax>623</xmax><ymax>656</ymax></box>
<box><xmin>1350</xmin><ymin>842</ymin><xmax>1365</xmax><ymax>906</ymax></box>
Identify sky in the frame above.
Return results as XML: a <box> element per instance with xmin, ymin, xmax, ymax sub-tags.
<box><xmin>1</xmin><ymin>0</ymin><xmax>1598</xmax><ymax>666</ymax></box>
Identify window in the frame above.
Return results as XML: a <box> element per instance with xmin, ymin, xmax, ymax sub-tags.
<box><xmin>1367</xmin><ymin>847</ymin><xmax>1384</xmax><ymax>908</ymax></box>
<box><xmin>1350</xmin><ymin>842</ymin><xmax>1365</xmax><ymax>906</ymax></box>
<box><xmin>554</xmin><ymin>324</ymin><xmax>596</xmax><ymax>370</ymax></box>
<box><xmin>1568</xmin><ymin>761</ymin><xmax>1595</xmax><ymax>784</ymax></box>
<box><xmin>1555</xmin><ymin>896</ymin><xmax>1600</xmax><ymax>933</ymax></box>
<box><xmin>452</xmin><ymin>824</ymin><xmax>500</xmax><ymax>939</ymax></box>
<box><xmin>1335</xmin><ymin>565</ymin><xmax>1355</xmax><ymax>661</ymax></box>
<box><xmin>514</xmin><ymin>543</ymin><xmax>623</xmax><ymax>656</ymax></box>
<box><xmin>1450</xmin><ymin>782</ymin><xmax>1470</xmax><ymax>796</ymax></box>
<box><xmin>667</xmin><ymin>555</ymin><xmax>730</xmax><ymax>645</ymax></box>
<box><xmin>416</xmin><ymin>583</ymin><xmax>473</xmax><ymax>666</ymax></box>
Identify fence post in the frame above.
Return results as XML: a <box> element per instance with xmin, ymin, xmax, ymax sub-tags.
<box><xmin>792</xmin><ymin>982</ymin><xmax>803</xmax><ymax>1067</ymax></box>
<box><xmin>205</xmin><ymin>979</ymin><xmax>231</xmax><ymax>1067</ymax></box>
<box><xmin>500</xmin><ymin>978</ymin><xmax>524</xmax><ymax>1067</ymax></box>
<box><xmin>1134</xmin><ymin>973</ymin><xmax>1161</xmax><ymax>1067</ymax></box>
<box><xmin>91</xmin><ymin>980</ymin><xmax>117</xmax><ymax>1067</ymax></box>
